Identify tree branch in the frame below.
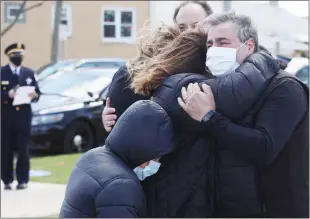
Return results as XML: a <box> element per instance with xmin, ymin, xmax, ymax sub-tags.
<box><xmin>0</xmin><ymin>0</ymin><xmax>26</xmax><ymax>36</ymax></box>
<box><xmin>0</xmin><ymin>1</ymin><xmax>47</xmax><ymax>37</ymax></box>
<box><xmin>23</xmin><ymin>1</ymin><xmax>47</xmax><ymax>13</ymax></box>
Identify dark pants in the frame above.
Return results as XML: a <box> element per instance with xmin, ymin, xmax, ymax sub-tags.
<box><xmin>1</xmin><ymin>106</ymin><xmax>31</xmax><ymax>185</ymax></box>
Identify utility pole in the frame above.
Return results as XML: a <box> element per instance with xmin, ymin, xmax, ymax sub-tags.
<box><xmin>51</xmin><ymin>0</ymin><xmax>63</xmax><ymax>63</ymax></box>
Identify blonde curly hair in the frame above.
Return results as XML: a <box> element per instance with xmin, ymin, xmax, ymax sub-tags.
<box><xmin>127</xmin><ymin>24</ymin><xmax>210</xmax><ymax>96</ymax></box>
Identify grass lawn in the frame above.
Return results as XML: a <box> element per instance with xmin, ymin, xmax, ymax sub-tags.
<box><xmin>30</xmin><ymin>153</ymin><xmax>82</xmax><ymax>184</ymax></box>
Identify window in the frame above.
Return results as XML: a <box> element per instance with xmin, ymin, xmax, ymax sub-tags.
<box><xmin>40</xmin><ymin>70</ymin><xmax>114</xmax><ymax>96</ymax></box>
<box><xmin>51</xmin><ymin>3</ymin><xmax>72</xmax><ymax>37</ymax></box>
<box><xmin>4</xmin><ymin>1</ymin><xmax>26</xmax><ymax>24</ymax></box>
<box><xmin>296</xmin><ymin>66</ymin><xmax>309</xmax><ymax>85</ymax></box>
<box><xmin>37</xmin><ymin>61</ymin><xmax>78</xmax><ymax>81</ymax></box>
<box><xmin>103</xmin><ymin>10</ymin><xmax>116</xmax><ymax>38</ymax></box>
<box><xmin>102</xmin><ymin>7</ymin><xmax>136</xmax><ymax>43</ymax></box>
<box><xmin>40</xmin><ymin>71</ymin><xmax>104</xmax><ymax>94</ymax></box>
<box><xmin>77</xmin><ymin>61</ymin><xmax>126</xmax><ymax>69</ymax></box>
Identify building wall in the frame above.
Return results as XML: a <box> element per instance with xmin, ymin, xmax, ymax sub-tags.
<box><xmin>149</xmin><ymin>1</ymin><xmax>308</xmax><ymax>56</ymax></box>
<box><xmin>1</xmin><ymin>1</ymin><xmax>149</xmax><ymax>69</ymax></box>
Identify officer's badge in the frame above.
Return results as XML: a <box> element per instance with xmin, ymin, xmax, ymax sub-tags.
<box><xmin>1</xmin><ymin>81</ymin><xmax>9</xmax><ymax>85</ymax></box>
<box><xmin>26</xmin><ymin>77</ymin><xmax>32</xmax><ymax>85</ymax></box>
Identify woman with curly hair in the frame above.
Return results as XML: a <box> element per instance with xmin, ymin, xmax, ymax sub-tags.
<box><xmin>102</xmin><ymin>1</ymin><xmax>213</xmax><ymax>131</ymax></box>
<box><xmin>128</xmin><ymin>25</ymin><xmax>210</xmax><ymax>96</ymax></box>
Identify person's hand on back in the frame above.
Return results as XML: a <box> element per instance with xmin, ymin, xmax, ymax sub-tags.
<box><xmin>178</xmin><ymin>83</ymin><xmax>216</xmax><ymax>121</ymax></box>
<box><xmin>102</xmin><ymin>97</ymin><xmax>117</xmax><ymax>132</ymax></box>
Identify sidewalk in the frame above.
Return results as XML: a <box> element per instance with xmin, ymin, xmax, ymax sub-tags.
<box><xmin>1</xmin><ymin>181</ymin><xmax>66</xmax><ymax>218</ymax></box>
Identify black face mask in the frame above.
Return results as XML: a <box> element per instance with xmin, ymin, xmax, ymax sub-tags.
<box><xmin>9</xmin><ymin>56</ymin><xmax>23</xmax><ymax>66</ymax></box>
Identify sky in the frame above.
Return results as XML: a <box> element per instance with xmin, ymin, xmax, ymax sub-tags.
<box><xmin>255</xmin><ymin>1</ymin><xmax>309</xmax><ymax>17</ymax></box>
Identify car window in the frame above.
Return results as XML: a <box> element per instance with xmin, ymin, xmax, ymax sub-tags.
<box><xmin>296</xmin><ymin>66</ymin><xmax>309</xmax><ymax>85</ymax></box>
<box><xmin>37</xmin><ymin>61</ymin><xmax>77</xmax><ymax>81</ymax></box>
<box><xmin>40</xmin><ymin>71</ymin><xmax>103</xmax><ymax>94</ymax></box>
<box><xmin>40</xmin><ymin>69</ymin><xmax>116</xmax><ymax>96</ymax></box>
<box><xmin>77</xmin><ymin>61</ymin><xmax>125</xmax><ymax>69</ymax></box>
<box><xmin>285</xmin><ymin>58</ymin><xmax>308</xmax><ymax>74</ymax></box>
<box><xmin>36</xmin><ymin>63</ymin><xmax>54</xmax><ymax>74</ymax></box>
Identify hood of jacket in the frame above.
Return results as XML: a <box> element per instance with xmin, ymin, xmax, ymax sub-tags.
<box><xmin>241</xmin><ymin>51</ymin><xmax>280</xmax><ymax>77</ymax></box>
<box><xmin>105</xmin><ymin>100</ymin><xmax>175</xmax><ymax>168</ymax></box>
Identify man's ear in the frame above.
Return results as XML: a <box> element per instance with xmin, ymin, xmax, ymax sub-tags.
<box><xmin>247</xmin><ymin>38</ymin><xmax>255</xmax><ymax>54</ymax></box>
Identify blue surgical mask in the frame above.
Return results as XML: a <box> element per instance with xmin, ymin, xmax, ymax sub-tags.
<box><xmin>133</xmin><ymin>160</ymin><xmax>161</xmax><ymax>181</ymax></box>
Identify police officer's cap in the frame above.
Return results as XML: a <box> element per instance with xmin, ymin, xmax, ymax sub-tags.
<box><xmin>4</xmin><ymin>43</ymin><xmax>25</xmax><ymax>55</ymax></box>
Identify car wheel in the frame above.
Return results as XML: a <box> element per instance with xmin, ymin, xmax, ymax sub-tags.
<box><xmin>63</xmin><ymin>120</ymin><xmax>95</xmax><ymax>154</ymax></box>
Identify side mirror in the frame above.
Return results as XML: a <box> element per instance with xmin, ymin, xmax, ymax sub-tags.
<box><xmin>87</xmin><ymin>91</ymin><xmax>99</xmax><ymax>100</ymax></box>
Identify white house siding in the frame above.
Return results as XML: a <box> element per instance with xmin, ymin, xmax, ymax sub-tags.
<box><xmin>149</xmin><ymin>1</ymin><xmax>308</xmax><ymax>57</ymax></box>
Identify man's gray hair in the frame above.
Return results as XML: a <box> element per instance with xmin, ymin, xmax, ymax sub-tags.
<box><xmin>204</xmin><ymin>12</ymin><xmax>259</xmax><ymax>52</ymax></box>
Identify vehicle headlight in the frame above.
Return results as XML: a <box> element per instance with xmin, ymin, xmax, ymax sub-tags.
<box><xmin>32</xmin><ymin>113</ymin><xmax>64</xmax><ymax>126</ymax></box>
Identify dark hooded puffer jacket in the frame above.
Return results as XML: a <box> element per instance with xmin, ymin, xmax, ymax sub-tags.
<box><xmin>59</xmin><ymin>100</ymin><xmax>175</xmax><ymax>218</ymax></box>
<box><xmin>142</xmin><ymin>51</ymin><xmax>280</xmax><ymax>217</ymax></box>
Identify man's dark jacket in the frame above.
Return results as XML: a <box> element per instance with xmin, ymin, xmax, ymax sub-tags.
<box><xmin>147</xmin><ymin>52</ymin><xmax>280</xmax><ymax>217</ymax></box>
<box><xmin>242</xmin><ymin>72</ymin><xmax>309</xmax><ymax>218</ymax></box>
<box><xmin>59</xmin><ymin>101</ymin><xmax>175</xmax><ymax>218</ymax></box>
<box><xmin>153</xmin><ymin>56</ymin><xmax>308</xmax><ymax>217</ymax></box>
<box><xmin>108</xmin><ymin>52</ymin><xmax>286</xmax><ymax>217</ymax></box>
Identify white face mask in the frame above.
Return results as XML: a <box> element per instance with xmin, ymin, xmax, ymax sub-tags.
<box><xmin>206</xmin><ymin>42</ymin><xmax>248</xmax><ymax>76</ymax></box>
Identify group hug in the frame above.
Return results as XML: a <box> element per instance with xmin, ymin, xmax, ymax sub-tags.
<box><xmin>59</xmin><ymin>1</ymin><xmax>309</xmax><ymax>218</ymax></box>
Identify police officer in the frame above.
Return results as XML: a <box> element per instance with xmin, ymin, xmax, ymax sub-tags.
<box><xmin>1</xmin><ymin>43</ymin><xmax>40</xmax><ymax>190</ymax></box>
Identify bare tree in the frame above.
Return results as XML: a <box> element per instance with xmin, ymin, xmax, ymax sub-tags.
<box><xmin>1</xmin><ymin>1</ymin><xmax>47</xmax><ymax>36</ymax></box>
